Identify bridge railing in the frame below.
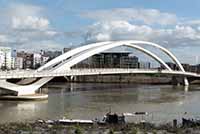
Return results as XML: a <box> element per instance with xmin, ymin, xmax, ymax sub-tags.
<box><xmin>0</xmin><ymin>68</ymin><xmax>199</xmax><ymax>79</ymax></box>
<box><xmin>0</xmin><ymin>68</ymin><xmax>158</xmax><ymax>78</ymax></box>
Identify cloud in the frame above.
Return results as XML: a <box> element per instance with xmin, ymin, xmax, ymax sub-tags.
<box><xmin>0</xmin><ymin>35</ymin><xmax>9</xmax><ymax>43</ymax></box>
<box><xmin>180</xmin><ymin>20</ymin><xmax>200</xmax><ymax>26</ymax></box>
<box><xmin>8</xmin><ymin>3</ymin><xmax>49</xmax><ymax>30</ymax></box>
<box><xmin>83</xmin><ymin>19</ymin><xmax>200</xmax><ymax>64</ymax></box>
<box><xmin>84</xmin><ymin>20</ymin><xmax>200</xmax><ymax>48</ymax></box>
<box><xmin>81</xmin><ymin>7</ymin><xmax>200</xmax><ymax>52</ymax></box>
<box><xmin>82</xmin><ymin>8</ymin><xmax>178</xmax><ymax>25</ymax></box>
<box><xmin>0</xmin><ymin>3</ymin><xmax>45</xmax><ymax>29</ymax></box>
<box><xmin>9</xmin><ymin>3</ymin><xmax>50</xmax><ymax>31</ymax></box>
<box><xmin>0</xmin><ymin>3</ymin><xmax>62</xmax><ymax>50</ymax></box>
<box><xmin>17</xmin><ymin>40</ymin><xmax>63</xmax><ymax>52</ymax></box>
<box><xmin>84</xmin><ymin>21</ymin><xmax>153</xmax><ymax>43</ymax></box>
<box><xmin>9</xmin><ymin>3</ymin><xmax>43</xmax><ymax>17</ymax></box>
<box><xmin>12</xmin><ymin>16</ymin><xmax>49</xmax><ymax>30</ymax></box>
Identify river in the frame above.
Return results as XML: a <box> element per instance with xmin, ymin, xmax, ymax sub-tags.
<box><xmin>0</xmin><ymin>83</ymin><xmax>200</xmax><ymax>123</ymax></box>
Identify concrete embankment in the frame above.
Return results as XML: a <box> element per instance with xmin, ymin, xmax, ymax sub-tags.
<box><xmin>50</xmin><ymin>74</ymin><xmax>200</xmax><ymax>84</ymax></box>
<box><xmin>67</xmin><ymin>74</ymin><xmax>173</xmax><ymax>84</ymax></box>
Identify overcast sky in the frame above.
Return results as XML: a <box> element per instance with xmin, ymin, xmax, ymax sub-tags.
<box><xmin>0</xmin><ymin>0</ymin><xmax>200</xmax><ymax>64</ymax></box>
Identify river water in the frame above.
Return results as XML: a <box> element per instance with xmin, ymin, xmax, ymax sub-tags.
<box><xmin>0</xmin><ymin>83</ymin><xmax>200</xmax><ymax>123</ymax></box>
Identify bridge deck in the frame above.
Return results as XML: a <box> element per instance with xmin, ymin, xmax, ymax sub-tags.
<box><xmin>0</xmin><ymin>69</ymin><xmax>199</xmax><ymax>79</ymax></box>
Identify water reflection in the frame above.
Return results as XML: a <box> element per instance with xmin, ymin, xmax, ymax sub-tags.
<box><xmin>0</xmin><ymin>100</ymin><xmax>48</xmax><ymax>122</ymax></box>
<box><xmin>0</xmin><ymin>83</ymin><xmax>200</xmax><ymax>123</ymax></box>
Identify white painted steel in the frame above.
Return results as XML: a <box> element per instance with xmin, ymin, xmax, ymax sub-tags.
<box><xmin>0</xmin><ymin>69</ymin><xmax>199</xmax><ymax>79</ymax></box>
<box><xmin>0</xmin><ymin>40</ymin><xmax>191</xmax><ymax>95</ymax></box>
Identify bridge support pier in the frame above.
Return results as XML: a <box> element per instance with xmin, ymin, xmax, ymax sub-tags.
<box><xmin>171</xmin><ymin>76</ymin><xmax>189</xmax><ymax>86</ymax></box>
<box><xmin>70</xmin><ymin>76</ymin><xmax>77</xmax><ymax>82</ymax></box>
<box><xmin>63</xmin><ymin>76</ymin><xmax>76</xmax><ymax>82</ymax></box>
<box><xmin>70</xmin><ymin>76</ymin><xmax>74</xmax><ymax>81</ymax></box>
<box><xmin>184</xmin><ymin>77</ymin><xmax>189</xmax><ymax>86</ymax></box>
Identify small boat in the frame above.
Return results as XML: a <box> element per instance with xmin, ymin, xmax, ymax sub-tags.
<box><xmin>123</xmin><ymin>112</ymin><xmax>148</xmax><ymax>116</ymax></box>
<box><xmin>58</xmin><ymin>118</ymin><xmax>94</xmax><ymax>125</ymax></box>
<box><xmin>96</xmin><ymin>112</ymin><xmax>125</xmax><ymax>124</ymax></box>
<box><xmin>182</xmin><ymin>118</ymin><xmax>200</xmax><ymax>127</ymax></box>
<box><xmin>37</xmin><ymin>118</ymin><xmax>94</xmax><ymax>125</ymax></box>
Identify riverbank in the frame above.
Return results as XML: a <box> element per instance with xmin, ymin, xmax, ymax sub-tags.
<box><xmin>52</xmin><ymin>74</ymin><xmax>173</xmax><ymax>84</ymax></box>
<box><xmin>51</xmin><ymin>74</ymin><xmax>200</xmax><ymax>85</ymax></box>
<box><xmin>0</xmin><ymin>120</ymin><xmax>199</xmax><ymax>134</ymax></box>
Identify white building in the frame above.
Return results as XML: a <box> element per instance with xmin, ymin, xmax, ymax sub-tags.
<box><xmin>33</xmin><ymin>53</ymin><xmax>42</xmax><ymax>69</ymax></box>
<box><xmin>0</xmin><ymin>47</ymin><xmax>12</xmax><ymax>70</ymax></box>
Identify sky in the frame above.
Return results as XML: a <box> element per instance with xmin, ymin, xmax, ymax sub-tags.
<box><xmin>0</xmin><ymin>0</ymin><xmax>200</xmax><ymax>64</ymax></box>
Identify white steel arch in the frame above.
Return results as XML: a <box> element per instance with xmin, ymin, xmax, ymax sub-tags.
<box><xmin>50</xmin><ymin>40</ymin><xmax>188</xmax><ymax>85</ymax></box>
<box><xmin>127</xmin><ymin>40</ymin><xmax>185</xmax><ymax>72</ymax></box>
<box><xmin>0</xmin><ymin>40</ymin><xmax>189</xmax><ymax>96</ymax></box>
<box><xmin>38</xmin><ymin>40</ymin><xmax>186</xmax><ymax>73</ymax></box>
<box><xmin>54</xmin><ymin>42</ymin><xmax>172</xmax><ymax>71</ymax></box>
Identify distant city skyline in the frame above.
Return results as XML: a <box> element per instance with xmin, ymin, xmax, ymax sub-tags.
<box><xmin>0</xmin><ymin>0</ymin><xmax>200</xmax><ymax>64</ymax></box>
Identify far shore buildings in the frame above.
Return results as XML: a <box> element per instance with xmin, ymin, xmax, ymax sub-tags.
<box><xmin>15</xmin><ymin>50</ymin><xmax>53</xmax><ymax>69</ymax></box>
<box><xmin>139</xmin><ymin>61</ymin><xmax>151</xmax><ymax>69</ymax></box>
<box><xmin>73</xmin><ymin>51</ymin><xmax>141</xmax><ymax>69</ymax></box>
<box><xmin>17</xmin><ymin>51</ymin><xmax>34</xmax><ymax>69</ymax></box>
<box><xmin>160</xmin><ymin>62</ymin><xmax>200</xmax><ymax>73</ymax></box>
<box><xmin>42</xmin><ymin>50</ymin><xmax>62</xmax><ymax>61</ymax></box>
<box><xmin>0</xmin><ymin>47</ymin><xmax>12</xmax><ymax>70</ymax></box>
<box><xmin>14</xmin><ymin>57</ymin><xmax>23</xmax><ymax>69</ymax></box>
<box><xmin>1</xmin><ymin>46</ymin><xmax>200</xmax><ymax>73</ymax></box>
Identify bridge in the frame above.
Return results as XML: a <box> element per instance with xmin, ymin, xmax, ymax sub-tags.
<box><xmin>0</xmin><ymin>40</ymin><xmax>198</xmax><ymax>96</ymax></box>
<box><xmin>0</xmin><ymin>69</ymin><xmax>200</xmax><ymax>79</ymax></box>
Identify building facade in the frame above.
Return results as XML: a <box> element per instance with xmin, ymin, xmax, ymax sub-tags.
<box><xmin>43</xmin><ymin>50</ymin><xmax>62</xmax><ymax>60</ymax></box>
<box><xmin>33</xmin><ymin>53</ymin><xmax>42</xmax><ymax>69</ymax></box>
<box><xmin>17</xmin><ymin>51</ymin><xmax>33</xmax><ymax>69</ymax></box>
<box><xmin>73</xmin><ymin>52</ymin><xmax>139</xmax><ymax>68</ymax></box>
<box><xmin>14</xmin><ymin>57</ymin><xmax>23</xmax><ymax>69</ymax></box>
<box><xmin>0</xmin><ymin>47</ymin><xmax>12</xmax><ymax>70</ymax></box>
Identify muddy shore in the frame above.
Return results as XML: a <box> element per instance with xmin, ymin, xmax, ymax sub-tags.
<box><xmin>1</xmin><ymin>120</ymin><xmax>200</xmax><ymax>134</ymax></box>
